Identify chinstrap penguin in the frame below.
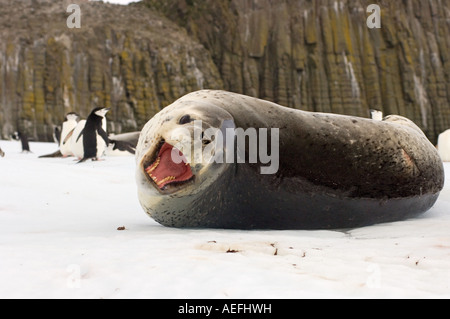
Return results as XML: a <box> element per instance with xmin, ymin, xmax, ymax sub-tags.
<box><xmin>60</xmin><ymin>112</ymin><xmax>79</xmax><ymax>157</ymax></box>
<box><xmin>39</xmin><ymin>112</ymin><xmax>80</xmax><ymax>158</ymax></box>
<box><xmin>437</xmin><ymin>129</ymin><xmax>450</xmax><ymax>162</ymax></box>
<box><xmin>12</xmin><ymin>131</ymin><xmax>31</xmax><ymax>153</ymax></box>
<box><xmin>76</xmin><ymin>107</ymin><xmax>110</xmax><ymax>163</ymax></box>
<box><xmin>370</xmin><ymin>109</ymin><xmax>383</xmax><ymax>121</ymax></box>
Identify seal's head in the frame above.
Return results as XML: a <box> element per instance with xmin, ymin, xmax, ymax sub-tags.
<box><xmin>135</xmin><ymin>95</ymin><xmax>235</xmax><ymax>217</ymax></box>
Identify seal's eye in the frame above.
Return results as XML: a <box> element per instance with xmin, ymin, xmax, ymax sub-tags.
<box><xmin>178</xmin><ymin>115</ymin><xmax>192</xmax><ymax>125</ymax></box>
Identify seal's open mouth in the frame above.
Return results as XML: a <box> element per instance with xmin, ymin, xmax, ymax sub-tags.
<box><xmin>144</xmin><ymin>142</ymin><xmax>194</xmax><ymax>190</ymax></box>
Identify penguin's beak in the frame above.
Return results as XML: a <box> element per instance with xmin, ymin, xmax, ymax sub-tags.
<box><xmin>95</xmin><ymin>107</ymin><xmax>111</xmax><ymax>118</ymax></box>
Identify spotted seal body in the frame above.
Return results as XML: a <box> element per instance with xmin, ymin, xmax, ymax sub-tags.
<box><xmin>135</xmin><ymin>90</ymin><xmax>444</xmax><ymax>229</ymax></box>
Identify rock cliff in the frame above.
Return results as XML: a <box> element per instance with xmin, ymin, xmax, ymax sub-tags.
<box><xmin>0</xmin><ymin>0</ymin><xmax>222</xmax><ymax>140</ymax></box>
<box><xmin>145</xmin><ymin>0</ymin><xmax>450</xmax><ymax>143</ymax></box>
<box><xmin>0</xmin><ymin>0</ymin><xmax>449</xmax><ymax>144</ymax></box>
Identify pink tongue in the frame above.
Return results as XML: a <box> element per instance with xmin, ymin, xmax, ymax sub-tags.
<box><xmin>145</xmin><ymin>143</ymin><xmax>193</xmax><ymax>189</ymax></box>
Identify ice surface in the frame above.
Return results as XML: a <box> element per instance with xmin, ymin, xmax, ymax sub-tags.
<box><xmin>0</xmin><ymin>140</ymin><xmax>449</xmax><ymax>298</ymax></box>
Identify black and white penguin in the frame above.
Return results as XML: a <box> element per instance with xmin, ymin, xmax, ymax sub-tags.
<box><xmin>59</xmin><ymin>112</ymin><xmax>79</xmax><ymax>157</ymax></box>
<box><xmin>437</xmin><ymin>129</ymin><xmax>450</xmax><ymax>162</ymax></box>
<box><xmin>38</xmin><ymin>112</ymin><xmax>80</xmax><ymax>158</ymax></box>
<box><xmin>11</xmin><ymin>131</ymin><xmax>31</xmax><ymax>153</ymax></box>
<box><xmin>75</xmin><ymin>107</ymin><xmax>110</xmax><ymax>163</ymax></box>
<box><xmin>370</xmin><ymin>109</ymin><xmax>383</xmax><ymax>121</ymax></box>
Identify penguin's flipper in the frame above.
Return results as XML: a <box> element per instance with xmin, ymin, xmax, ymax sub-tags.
<box><xmin>98</xmin><ymin>127</ymin><xmax>109</xmax><ymax>146</ymax></box>
<box><xmin>39</xmin><ymin>150</ymin><xmax>63</xmax><ymax>158</ymax></box>
<box><xmin>62</xmin><ymin>128</ymin><xmax>76</xmax><ymax>145</ymax></box>
<box><xmin>53</xmin><ymin>126</ymin><xmax>61</xmax><ymax>145</ymax></box>
<box><xmin>76</xmin><ymin>129</ymin><xmax>84</xmax><ymax>142</ymax></box>
<box><xmin>77</xmin><ymin>157</ymin><xmax>89</xmax><ymax>164</ymax></box>
<box><xmin>77</xmin><ymin>157</ymin><xmax>99</xmax><ymax>163</ymax></box>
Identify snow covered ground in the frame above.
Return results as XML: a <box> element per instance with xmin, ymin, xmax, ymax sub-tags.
<box><xmin>0</xmin><ymin>140</ymin><xmax>449</xmax><ymax>299</ymax></box>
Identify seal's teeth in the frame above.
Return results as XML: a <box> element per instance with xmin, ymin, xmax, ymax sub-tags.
<box><xmin>157</xmin><ymin>176</ymin><xmax>176</xmax><ymax>186</ymax></box>
<box><xmin>146</xmin><ymin>157</ymin><xmax>161</xmax><ymax>174</ymax></box>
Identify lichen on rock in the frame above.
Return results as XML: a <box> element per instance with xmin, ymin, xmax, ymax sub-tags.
<box><xmin>145</xmin><ymin>0</ymin><xmax>450</xmax><ymax>144</ymax></box>
<box><xmin>0</xmin><ymin>0</ymin><xmax>449</xmax><ymax>145</ymax></box>
<box><xmin>0</xmin><ymin>0</ymin><xmax>222</xmax><ymax>141</ymax></box>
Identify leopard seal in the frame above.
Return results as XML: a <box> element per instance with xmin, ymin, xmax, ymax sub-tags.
<box><xmin>135</xmin><ymin>90</ymin><xmax>444</xmax><ymax>229</ymax></box>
